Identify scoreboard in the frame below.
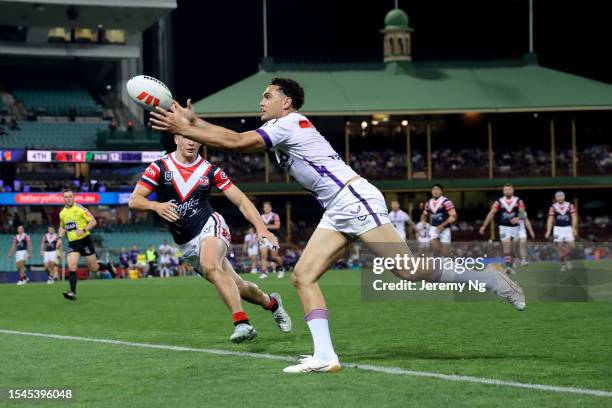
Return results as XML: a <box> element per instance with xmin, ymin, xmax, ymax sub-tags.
<box><xmin>25</xmin><ymin>150</ymin><xmax>164</xmax><ymax>163</ymax></box>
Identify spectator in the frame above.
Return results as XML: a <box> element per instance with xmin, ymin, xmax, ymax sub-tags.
<box><xmin>0</xmin><ymin>126</ymin><xmax>6</xmax><ymax>136</ymax></box>
<box><xmin>109</xmin><ymin>119</ymin><xmax>117</xmax><ymax>132</ymax></box>
<box><xmin>127</xmin><ymin>120</ymin><xmax>134</xmax><ymax>133</ymax></box>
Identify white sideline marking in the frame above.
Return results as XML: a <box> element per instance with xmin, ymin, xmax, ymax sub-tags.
<box><xmin>1</xmin><ymin>328</ymin><xmax>611</xmax><ymax>398</ymax></box>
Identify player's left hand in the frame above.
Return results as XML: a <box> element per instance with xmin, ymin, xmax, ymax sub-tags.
<box><xmin>258</xmin><ymin>229</ymin><xmax>279</xmax><ymax>250</ymax></box>
<box><xmin>150</xmin><ymin>104</ymin><xmax>191</xmax><ymax>134</ymax></box>
<box><xmin>510</xmin><ymin>217</ymin><xmax>520</xmax><ymax>225</ymax></box>
<box><xmin>75</xmin><ymin>229</ymin><xmax>85</xmax><ymax>237</ymax></box>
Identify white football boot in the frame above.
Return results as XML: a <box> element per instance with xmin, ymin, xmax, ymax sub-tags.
<box><xmin>269</xmin><ymin>293</ymin><xmax>291</xmax><ymax>332</ymax></box>
<box><xmin>229</xmin><ymin>323</ymin><xmax>258</xmax><ymax>343</ymax></box>
<box><xmin>283</xmin><ymin>355</ymin><xmax>341</xmax><ymax>374</ymax></box>
<box><xmin>489</xmin><ymin>263</ymin><xmax>525</xmax><ymax>311</ymax></box>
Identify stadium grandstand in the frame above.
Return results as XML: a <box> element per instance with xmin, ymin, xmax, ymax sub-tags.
<box><xmin>1</xmin><ymin>4</ymin><xmax>611</xmax><ymax>283</ymax></box>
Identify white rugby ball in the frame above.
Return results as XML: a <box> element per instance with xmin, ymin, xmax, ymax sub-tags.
<box><xmin>126</xmin><ymin>75</ymin><xmax>173</xmax><ymax>112</ymax></box>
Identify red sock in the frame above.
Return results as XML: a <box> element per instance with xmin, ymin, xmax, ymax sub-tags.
<box><xmin>263</xmin><ymin>295</ymin><xmax>279</xmax><ymax>312</ymax></box>
<box><xmin>232</xmin><ymin>311</ymin><xmax>249</xmax><ymax>326</ymax></box>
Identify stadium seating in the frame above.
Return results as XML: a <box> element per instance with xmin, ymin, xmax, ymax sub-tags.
<box><xmin>0</xmin><ymin>122</ymin><xmax>106</xmax><ymax>149</ymax></box>
<box><xmin>12</xmin><ymin>88</ymin><xmax>103</xmax><ymax>117</ymax></box>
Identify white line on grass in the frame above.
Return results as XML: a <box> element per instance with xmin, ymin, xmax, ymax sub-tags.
<box><xmin>1</xmin><ymin>328</ymin><xmax>611</xmax><ymax>398</ymax></box>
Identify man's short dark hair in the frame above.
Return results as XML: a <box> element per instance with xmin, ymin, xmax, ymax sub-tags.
<box><xmin>271</xmin><ymin>77</ymin><xmax>305</xmax><ymax>110</ymax></box>
<box><xmin>503</xmin><ymin>183</ymin><xmax>513</xmax><ymax>188</ymax></box>
<box><xmin>432</xmin><ymin>184</ymin><xmax>444</xmax><ymax>191</ymax></box>
<box><xmin>63</xmin><ymin>187</ymin><xmax>73</xmax><ymax>194</ymax></box>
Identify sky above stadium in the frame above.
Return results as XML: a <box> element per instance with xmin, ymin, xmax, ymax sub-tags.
<box><xmin>170</xmin><ymin>0</ymin><xmax>611</xmax><ymax>105</ymax></box>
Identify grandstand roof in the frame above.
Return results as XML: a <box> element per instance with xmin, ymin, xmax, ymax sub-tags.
<box><xmin>192</xmin><ymin>56</ymin><xmax>612</xmax><ymax>117</ymax></box>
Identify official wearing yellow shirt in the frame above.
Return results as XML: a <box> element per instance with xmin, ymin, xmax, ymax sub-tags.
<box><xmin>58</xmin><ymin>188</ymin><xmax>114</xmax><ymax>301</ymax></box>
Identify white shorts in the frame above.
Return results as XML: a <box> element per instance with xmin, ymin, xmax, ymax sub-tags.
<box><xmin>317</xmin><ymin>178</ymin><xmax>390</xmax><ymax>237</ymax></box>
<box><xmin>429</xmin><ymin>226</ymin><xmax>451</xmax><ymax>244</ymax></box>
<box><xmin>179</xmin><ymin>212</ymin><xmax>231</xmax><ymax>271</ymax></box>
<box><xmin>15</xmin><ymin>250</ymin><xmax>28</xmax><ymax>263</ymax></box>
<box><xmin>247</xmin><ymin>247</ymin><xmax>259</xmax><ymax>257</ymax></box>
<box><xmin>160</xmin><ymin>255</ymin><xmax>171</xmax><ymax>265</ymax></box>
<box><xmin>44</xmin><ymin>251</ymin><xmax>58</xmax><ymax>264</ymax></box>
<box><xmin>260</xmin><ymin>236</ymin><xmax>277</xmax><ymax>251</ymax></box>
<box><xmin>518</xmin><ymin>226</ymin><xmax>527</xmax><ymax>240</ymax></box>
<box><xmin>553</xmin><ymin>226</ymin><xmax>575</xmax><ymax>243</ymax></box>
<box><xmin>499</xmin><ymin>225</ymin><xmax>520</xmax><ymax>241</ymax></box>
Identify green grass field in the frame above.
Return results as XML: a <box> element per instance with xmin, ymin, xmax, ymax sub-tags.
<box><xmin>1</xmin><ymin>267</ymin><xmax>611</xmax><ymax>407</ymax></box>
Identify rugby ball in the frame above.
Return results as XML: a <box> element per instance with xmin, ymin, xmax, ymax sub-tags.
<box><xmin>126</xmin><ymin>75</ymin><xmax>173</xmax><ymax>111</ymax></box>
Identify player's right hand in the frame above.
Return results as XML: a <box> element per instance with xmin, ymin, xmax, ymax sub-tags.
<box><xmin>478</xmin><ymin>226</ymin><xmax>486</xmax><ymax>235</ymax></box>
<box><xmin>154</xmin><ymin>201</ymin><xmax>179</xmax><ymax>222</ymax></box>
<box><xmin>172</xmin><ymin>99</ymin><xmax>197</xmax><ymax>125</ymax></box>
<box><xmin>544</xmin><ymin>231</ymin><xmax>551</xmax><ymax>239</ymax></box>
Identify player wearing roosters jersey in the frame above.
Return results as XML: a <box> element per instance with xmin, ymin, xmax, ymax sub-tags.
<box><xmin>6</xmin><ymin>225</ymin><xmax>32</xmax><ymax>285</ymax></box>
<box><xmin>479</xmin><ymin>184</ymin><xmax>526</xmax><ymax>275</ymax></box>
<box><xmin>41</xmin><ymin>226</ymin><xmax>62</xmax><ymax>284</ymax></box>
<box><xmin>421</xmin><ymin>185</ymin><xmax>457</xmax><ymax>256</ymax></box>
<box><xmin>151</xmin><ymin>77</ymin><xmax>525</xmax><ymax>373</ymax></box>
<box><xmin>259</xmin><ymin>202</ymin><xmax>285</xmax><ymax>279</ymax></box>
<box><xmin>129</xmin><ymin>135</ymin><xmax>292</xmax><ymax>343</ymax></box>
<box><xmin>545</xmin><ymin>191</ymin><xmax>578</xmax><ymax>271</ymax></box>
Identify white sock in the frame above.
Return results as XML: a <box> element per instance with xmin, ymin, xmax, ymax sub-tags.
<box><xmin>305</xmin><ymin>309</ymin><xmax>337</xmax><ymax>363</ymax></box>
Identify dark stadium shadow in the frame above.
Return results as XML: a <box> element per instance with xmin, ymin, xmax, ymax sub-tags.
<box><xmin>342</xmin><ymin>347</ymin><xmax>540</xmax><ymax>361</ymax></box>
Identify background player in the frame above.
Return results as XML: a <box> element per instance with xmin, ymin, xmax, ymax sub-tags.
<box><xmin>41</xmin><ymin>226</ymin><xmax>62</xmax><ymax>284</ymax></box>
<box><xmin>259</xmin><ymin>201</ymin><xmax>285</xmax><ymax>279</ymax></box>
<box><xmin>151</xmin><ymin>77</ymin><xmax>525</xmax><ymax>373</ymax></box>
<box><xmin>479</xmin><ymin>184</ymin><xmax>526</xmax><ymax>275</ymax></box>
<box><xmin>421</xmin><ymin>184</ymin><xmax>457</xmax><ymax>256</ymax></box>
<box><xmin>59</xmin><ymin>188</ymin><xmax>115</xmax><ymax>300</ymax></box>
<box><xmin>129</xmin><ymin>134</ymin><xmax>291</xmax><ymax>343</ymax></box>
<box><xmin>243</xmin><ymin>227</ymin><xmax>259</xmax><ymax>274</ymax></box>
<box><xmin>388</xmin><ymin>200</ymin><xmax>416</xmax><ymax>241</ymax></box>
<box><xmin>545</xmin><ymin>191</ymin><xmax>578</xmax><ymax>271</ymax></box>
<box><xmin>516</xmin><ymin>211</ymin><xmax>535</xmax><ymax>266</ymax></box>
<box><xmin>159</xmin><ymin>239</ymin><xmax>173</xmax><ymax>278</ymax></box>
<box><xmin>6</xmin><ymin>225</ymin><xmax>32</xmax><ymax>285</ymax></box>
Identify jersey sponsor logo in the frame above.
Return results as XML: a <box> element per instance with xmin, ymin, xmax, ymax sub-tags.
<box><xmin>350</xmin><ymin>205</ymin><xmax>361</xmax><ymax>215</ymax></box>
<box><xmin>299</xmin><ymin>120</ymin><xmax>313</xmax><ymax>128</ymax></box>
<box><xmin>176</xmin><ymin>198</ymin><xmax>200</xmax><ymax>219</ymax></box>
<box><xmin>65</xmin><ymin>221</ymin><xmax>77</xmax><ymax>231</ymax></box>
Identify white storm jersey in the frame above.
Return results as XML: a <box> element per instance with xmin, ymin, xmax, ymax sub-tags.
<box><xmin>159</xmin><ymin>244</ymin><xmax>172</xmax><ymax>256</ymax></box>
<box><xmin>244</xmin><ymin>233</ymin><xmax>258</xmax><ymax>250</ymax></box>
<box><xmin>415</xmin><ymin>221</ymin><xmax>430</xmax><ymax>241</ymax></box>
<box><xmin>256</xmin><ymin>112</ymin><xmax>358</xmax><ymax>209</ymax></box>
<box><xmin>389</xmin><ymin>210</ymin><xmax>410</xmax><ymax>236</ymax></box>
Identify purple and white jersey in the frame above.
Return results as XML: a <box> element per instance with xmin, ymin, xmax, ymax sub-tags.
<box><xmin>389</xmin><ymin>210</ymin><xmax>410</xmax><ymax>236</ymax></box>
<box><xmin>256</xmin><ymin>112</ymin><xmax>359</xmax><ymax>209</ymax></box>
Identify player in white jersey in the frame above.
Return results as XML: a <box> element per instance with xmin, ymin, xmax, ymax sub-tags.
<box><xmin>151</xmin><ymin>77</ymin><xmax>526</xmax><ymax>373</ymax></box>
<box><xmin>159</xmin><ymin>239</ymin><xmax>173</xmax><ymax>278</ymax></box>
<box><xmin>388</xmin><ymin>200</ymin><xmax>415</xmax><ymax>241</ymax></box>
<box><xmin>259</xmin><ymin>202</ymin><xmax>285</xmax><ymax>279</ymax></box>
<box><xmin>516</xmin><ymin>211</ymin><xmax>535</xmax><ymax>266</ymax></box>
<box><xmin>545</xmin><ymin>191</ymin><xmax>578</xmax><ymax>271</ymax></box>
<box><xmin>41</xmin><ymin>226</ymin><xmax>62</xmax><ymax>284</ymax></box>
<box><xmin>243</xmin><ymin>227</ymin><xmax>259</xmax><ymax>274</ymax></box>
<box><xmin>7</xmin><ymin>225</ymin><xmax>32</xmax><ymax>285</ymax></box>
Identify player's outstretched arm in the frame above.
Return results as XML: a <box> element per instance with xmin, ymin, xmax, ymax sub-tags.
<box><xmin>222</xmin><ymin>184</ymin><xmax>279</xmax><ymax>248</ymax></box>
<box><xmin>128</xmin><ymin>184</ymin><xmax>179</xmax><ymax>223</ymax></box>
<box><xmin>150</xmin><ymin>104</ymin><xmax>266</xmax><ymax>153</ymax></box>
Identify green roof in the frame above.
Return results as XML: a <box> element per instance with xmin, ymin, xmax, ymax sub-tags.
<box><xmin>193</xmin><ymin>57</ymin><xmax>612</xmax><ymax>117</ymax></box>
<box><xmin>384</xmin><ymin>9</ymin><xmax>409</xmax><ymax>29</ymax></box>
